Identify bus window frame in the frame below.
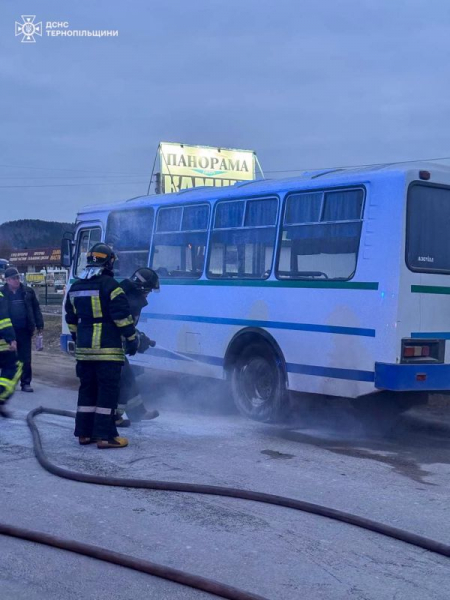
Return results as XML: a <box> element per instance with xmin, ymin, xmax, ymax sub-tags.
<box><xmin>151</xmin><ymin>202</ymin><xmax>211</xmax><ymax>279</ymax></box>
<box><xmin>73</xmin><ymin>225</ymin><xmax>102</xmax><ymax>278</ymax></box>
<box><xmin>275</xmin><ymin>185</ymin><xmax>366</xmax><ymax>282</ymax></box>
<box><xmin>405</xmin><ymin>181</ymin><xmax>450</xmax><ymax>275</ymax></box>
<box><xmin>206</xmin><ymin>195</ymin><xmax>280</xmax><ymax>281</ymax></box>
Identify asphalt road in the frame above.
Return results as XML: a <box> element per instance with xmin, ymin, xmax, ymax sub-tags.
<box><xmin>1</xmin><ymin>355</ymin><xmax>450</xmax><ymax>599</ymax></box>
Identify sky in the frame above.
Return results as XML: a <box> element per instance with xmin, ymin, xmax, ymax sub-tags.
<box><xmin>1</xmin><ymin>0</ymin><xmax>450</xmax><ymax>223</ymax></box>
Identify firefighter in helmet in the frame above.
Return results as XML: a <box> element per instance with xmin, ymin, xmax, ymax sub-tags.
<box><xmin>0</xmin><ymin>290</ymin><xmax>22</xmax><ymax>417</ymax></box>
<box><xmin>116</xmin><ymin>267</ymin><xmax>160</xmax><ymax>426</ymax></box>
<box><xmin>65</xmin><ymin>243</ymin><xmax>138</xmax><ymax>448</ymax></box>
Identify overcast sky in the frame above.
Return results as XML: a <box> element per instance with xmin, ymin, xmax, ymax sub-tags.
<box><xmin>1</xmin><ymin>0</ymin><xmax>450</xmax><ymax>223</ymax></box>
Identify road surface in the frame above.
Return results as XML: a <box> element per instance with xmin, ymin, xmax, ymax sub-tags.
<box><xmin>1</xmin><ymin>353</ymin><xmax>450</xmax><ymax>599</ymax></box>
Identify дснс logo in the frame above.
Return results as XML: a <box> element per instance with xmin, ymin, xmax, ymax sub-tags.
<box><xmin>15</xmin><ymin>16</ymin><xmax>42</xmax><ymax>43</ymax></box>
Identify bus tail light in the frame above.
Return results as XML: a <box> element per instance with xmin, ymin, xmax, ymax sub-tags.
<box><xmin>401</xmin><ymin>339</ymin><xmax>444</xmax><ymax>364</ymax></box>
<box><xmin>403</xmin><ymin>345</ymin><xmax>430</xmax><ymax>358</ymax></box>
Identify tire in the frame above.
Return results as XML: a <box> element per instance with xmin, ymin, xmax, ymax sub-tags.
<box><xmin>230</xmin><ymin>343</ymin><xmax>288</xmax><ymax>422</ymax></box>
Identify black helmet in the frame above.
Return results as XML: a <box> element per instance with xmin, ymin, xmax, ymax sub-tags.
<box><xmin>86</xmin><ymin>243</ymin><xmax>116</xmax><ymax>270</ymax></box>
<box><xmin>130</xmin><ymin>268</ymin><xmax>160</xmax><ymax>292</ymax></box>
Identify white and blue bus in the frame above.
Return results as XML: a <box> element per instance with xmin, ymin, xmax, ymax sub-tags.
<box><xmin>0</xmin><ymin>259</ymin><xmax>9</xmax><ymax>279</ymax></box>
<box><xmin>61</xmin><ymin>163</ymin><xmax>450</xmax><ymax>422</ymax></box>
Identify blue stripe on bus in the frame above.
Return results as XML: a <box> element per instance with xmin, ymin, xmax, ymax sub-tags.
<box><xmin>286</xmin><ymin>362</ymin><xmax>375</xmax><ymax>382</ymax></box>
<box><xmin>146</xmin><ymin>347</ymin><xmax>192</xmax><ymax>362</ymax></box>
<box><xmin>145</xmin><ymin>347</ymin><xmax>374</xmax><ymax>382</ymax></box>
<box><xmin>147</xmin><ymin>348</ymin><xmax>224</xmax><ymax>366</ymax></box>
<box><xmin>140</xmin><ymin>312</ymin><xmax>375</xmax><ymax>338</ymax></box>
<box><xmin>411</xmin><ymin>332</ymin><xmax>450</xmax><ymax>339</ymax></box>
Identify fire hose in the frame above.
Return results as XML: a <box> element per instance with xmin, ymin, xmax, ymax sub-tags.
<box><xmin>0</xmin><ymin>406</ymin><xmax>449</xmax><ymax>600</ymax></box>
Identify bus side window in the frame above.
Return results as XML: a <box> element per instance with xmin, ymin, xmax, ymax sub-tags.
<box><xmin>151</xmin><ymin>204</ymin><xmax>209</xmax><ymax>278</ymax></box>
<box><xmin>207</xmin><ymin>198</ymin><xmax>278</xmax><ymax>279</ymax></box>
<box><xmin>75</xmin><ymin>228</ymin><xmax>102</xmax><ymax>276</ymax></box>
<box><xmin>277</xmin><ymin>188</ymin><xmax>364</xmax><ymax>280</ymax></box>
<box><xmin>105</xmin><ymin>208</ymin><xmax>154</xmax><ymax>278</ymax></box>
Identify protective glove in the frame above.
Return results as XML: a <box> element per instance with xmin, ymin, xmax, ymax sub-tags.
<box><xmin>137</xmin><ymin>331</ymin><xmax>156</xmax><ymax>353</ymax></box>
<box><xmin>125</xmin><ymin>336</ymin><xmax>139</xmax><ymax>356</ymax></box>
<box><xmin>71</xmin><ymin>332</ymin><xmax>77</xmax><ymax>343</ymax></box>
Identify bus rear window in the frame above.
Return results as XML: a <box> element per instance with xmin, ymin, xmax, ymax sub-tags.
<box><xmin>407</xmin><ymin>185</ymin><xmax>450</xmax><ymax>273</ymax></box>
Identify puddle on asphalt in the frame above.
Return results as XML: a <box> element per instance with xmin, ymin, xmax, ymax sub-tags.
<box><xmin>318</xmin><ymin>445</ymin><xmax>436</xmax><ymax>486</ymax></box>
<box><xmin>266</xmin><ymin>428</ymin><xmax>438</xmax><ymax>485</ymax></box>
<box><xmin>260</xmin><ymin>449</ymin><xmax>295</xmax><ymax>460</ymax></box>
<box><xmin>259</xmin><ymin>403</ymin><xmax>450</xmax><ymax>486</ymax></box>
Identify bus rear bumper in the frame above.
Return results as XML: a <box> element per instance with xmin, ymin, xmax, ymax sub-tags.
<box><xmin>375</xmin><ymin>362</ymin><xmax>450</xmax><ymax>391</ymax></box>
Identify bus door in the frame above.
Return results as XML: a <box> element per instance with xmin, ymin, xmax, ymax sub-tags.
<box><xmin>72</xmin><ymin>224</ymin><xmax>103</xmax><ymax>279</ymax></box>
<box><xmin>406</xmin><ymin>183</ymin><xmax>450</xmax><ymax>359</ymax></box>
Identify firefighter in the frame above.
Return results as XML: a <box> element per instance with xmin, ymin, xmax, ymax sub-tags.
<box><xmin>0</xmin><ymin>290</ymin><xmax>22</xmax><ymax>417</ymax></box>
<box><xmin>65</xmin><ymin>243</ymin><xmax>138</xmax><ymax>448</ymax></box>
<box><xmin>116</xmin><ymin>268</ymin><xmax>160</xmax><ymax>426</ymax></box>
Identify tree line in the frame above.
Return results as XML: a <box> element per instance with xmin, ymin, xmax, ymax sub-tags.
<box><xmin>0</xmin><ymin>220</ymin><xmax>75</xmax><ymax>258</ymax></box>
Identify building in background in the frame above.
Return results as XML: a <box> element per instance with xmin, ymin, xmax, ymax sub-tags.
<box><xmin>7</xmin><ymin>248</ymin><xmax>66</xmax><ymax>303</ymax></box>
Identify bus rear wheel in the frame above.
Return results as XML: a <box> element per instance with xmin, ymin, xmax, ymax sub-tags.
<box><xmin>231</xmin><ymin>343</ymin><xmax>288</xmax><ymax>422</ymax></box>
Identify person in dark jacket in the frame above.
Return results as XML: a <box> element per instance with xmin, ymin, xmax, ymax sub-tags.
<box><xmin>0</xmin><ymin>289</ymin><xmax>22</xmax><ymax>417</ymax></box>
<box><xmin>65</xmin><ymin>243</ymin><xmax>138</xmax><ymax>448</ymax></box>
<box><xmin>2</xmin><ymin>267</ymin><xmax>44</xmax><ymax>392</ymax></box>
<box><xmin>116</xmin><ymin>268</ymin><xmax>160</xmax><ymax>426</ymax></box>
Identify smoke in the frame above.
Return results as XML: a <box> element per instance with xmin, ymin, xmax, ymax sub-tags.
<box><xmin>137</xmin><ymin>369</ymin><xmax>237</xmax><ymax>417</ymax></box>
<box><xmin>136</xmin><ymin>367</ymin><xmax>408</xmax><ymax>441</ymax></box>
<box><xmin>278</xmin><ymin>393</ymin><xmax>371</xmax><ymax>440</ymax></box>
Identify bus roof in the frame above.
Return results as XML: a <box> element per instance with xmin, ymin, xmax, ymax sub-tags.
<box><xmin>77</xmin><ymin>162</ymin><xmax>450</xmax><ymax>220</ymax></box>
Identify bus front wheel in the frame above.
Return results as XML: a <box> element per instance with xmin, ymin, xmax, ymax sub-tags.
<box><xmin>231</xmin><ymin>343</ymin><xmax>288</xmax><ymax>422</ymax></box>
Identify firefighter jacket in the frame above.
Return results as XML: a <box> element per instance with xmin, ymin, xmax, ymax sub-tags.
<box><xmin>119</xmin><ymin>279</ymin><xmax>148</xmax><ymax>325</ymax></box>
<box><xmin>0</xmin><ymin>291</ymin><xmax>16</xmax><ymax>352</ymax></box>
<box><xmin>64</xmin><ymin>271</ymin><xmax>136</xmax><ymax>363</ymax></box>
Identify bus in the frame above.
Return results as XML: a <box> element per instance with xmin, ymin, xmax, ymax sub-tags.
<box><xmin>61</xmin><ymin>163</ymin><xmax>450</xmax><ymax>423</ymax></box>
<box><xmin>0</xmin><ymin>258</ymin><xmax>9</xmax><ymax>279</ymax></box>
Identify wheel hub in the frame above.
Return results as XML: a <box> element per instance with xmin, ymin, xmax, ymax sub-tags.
<box><xmin>241</xmin><ymin>357</ymin><xmax>275</xmax><ymax>409</ymax></box>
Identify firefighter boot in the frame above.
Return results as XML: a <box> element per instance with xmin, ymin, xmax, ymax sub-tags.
<box><xmin>142</xmin><ymin>409</ymin><xmax>159</xmax><ymax>420</ymax></box>
<box><xmin>79</xmin><ymin>437</ymin><xmax>96</xmax><ymax>445</ymax></box>
<box><xmin>97</xmin><ymin>436</ymin><xmax>129</xmax><ymax>449</ymax></box>
<box><xmin>0</xmin><ymin>403</ymin><xmax>11</xmax><ymax>418</ymax></box>
<box><xmin>115</xmin><ymin>417</ymin><xmax>131</xmax><ymax>428</ymax></box>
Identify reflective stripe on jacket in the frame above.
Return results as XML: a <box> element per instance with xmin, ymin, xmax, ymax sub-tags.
<box><xmin>0</xmin><ymin>291</ymin><xmax>15</xmax><ymax>352</ymax></box>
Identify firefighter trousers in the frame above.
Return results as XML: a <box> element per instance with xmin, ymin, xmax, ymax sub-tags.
<box><xmin>74</xmin><ymin>361</ymin><xmax>122</xmax><ymax>440</ymax></box>
<box><xmin>117</xmin><ymin>358</ymin><xmax>147</xmax><ymax>421</ymax></box>
<box><xmin>0</xmin><ymin>351</ymin><xmax>22</xmax><ymax>402</ymax></box>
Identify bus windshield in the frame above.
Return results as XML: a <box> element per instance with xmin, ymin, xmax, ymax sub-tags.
<box><xmin>407</xmin><ymin>184</ymin><xmax>450</xmax><ymax>273</ymax></box>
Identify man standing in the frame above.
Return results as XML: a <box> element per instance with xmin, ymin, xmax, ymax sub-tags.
<box><xmin>2</xmin><ymin>267</ymin><xmax>43</xmax><ymax>393</ymax></box>
<box><xmin>0</xmin><ymin>289</ymin><xmax>22</xmax><ymax>417</ymax></box>
<box><xmin>65</xmin><ymin>243</ymin><xmax>138</xmax><ymax>448</ymax></box>
<box><xmin>116</xmin><ymin>268</ymin><xmax>160</xmax><ymax>426</ymax></box>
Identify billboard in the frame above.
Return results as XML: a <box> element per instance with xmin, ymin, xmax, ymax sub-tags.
<box><xmin>9</xmin><ymin>248</ymin><xmax>61</xmax><ymax>266</ymax></box>
<box><xmin>159</xmin><ymin>142</ymin><xmax>255</xmax><ymax>193</ymax></box>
